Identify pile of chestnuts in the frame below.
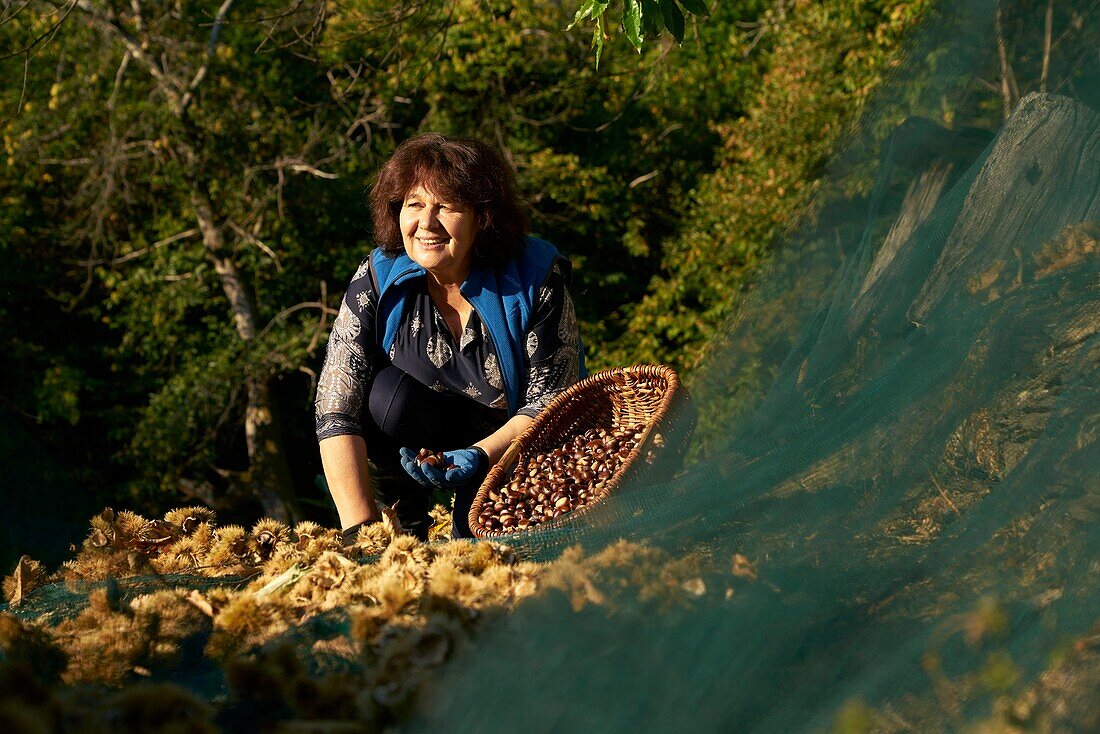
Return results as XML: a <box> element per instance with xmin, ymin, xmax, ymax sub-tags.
<box><xmin>475</xmin><ymin>423</ymin><xmax>647</xmax><ymax>535</ymax></box>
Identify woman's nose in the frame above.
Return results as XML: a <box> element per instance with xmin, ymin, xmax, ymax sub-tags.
<box><xmin>418</xmin><ymin>206</ymin><xmax>440</xmax><ymax>230</ymax></box>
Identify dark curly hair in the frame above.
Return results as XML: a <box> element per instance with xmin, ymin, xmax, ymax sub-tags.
<box><xmin>369</xmin><ymin>133</ymin><xmax>528</xmax><ymax>266</ymax></box>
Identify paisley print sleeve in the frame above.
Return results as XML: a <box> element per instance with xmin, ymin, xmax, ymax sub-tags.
<box><xmin>315</xmin><ymin>258</ymin><xmax>377</xmax><ymax>441</ymax></box>
<box><xmin>517</xmin><ymin>264</ymin><xmax>580</xmax><ymax>419</ymax></box>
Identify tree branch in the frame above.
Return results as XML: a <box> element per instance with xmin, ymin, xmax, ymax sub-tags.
<box><xmin>70</xmin><ymin>0</ymin><xmax>183</xmax><ymax>111</ymax></box>
<box><xmin>178</xmin><ymin>0</ymin><xmax>235</xmax><ymax>114</ymax></box>
<box><xmin>994</xmin><ymin>1</ymin><xmax>1015</xmax><ymax>121</ymax></box>
<box><xmin>0</xmin><ymin>0</ymin><xmax>78</xmax><ymax>60</ymax></box>
<box><xmin>65</xmin><ymin>227</ymin><xmax>200</xmax><ymax>266</ymax></box>
<box><xmin>0</xmin><ymin>0</ymin><xmax>35</xmax><ymax>29</ymax></box>
<box><xmin>1040</xmin><ymin>0</ymin><xmax>1053</xmax><ymax>94</ymax></box>
<box><xmin>273</xmin><ymin>157</ymin><xmax>339</xmax><ymax>179</ymax></box>
<box><xmin>129</xmin><ymin>0</ymin><xmax>143</xmax><ymax>33</ymax></box>
<box><xmin>228</xmin><ymin>221</ymin><xmax>283</xmax><ymax>272</ymax></box>
<box><xmin>107</xmin><ymin>48</ymin><xmax>132</xmax><ymax>112</ymax></box>
<box><xmin>255</xmin><ymin>299</ymin><xmax>337</xmax><ymax>343</ymax></box>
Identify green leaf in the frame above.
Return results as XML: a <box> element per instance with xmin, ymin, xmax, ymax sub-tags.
<box><xmin>567</xmin><ymin>0</ymin><xmax>610</xmax><ymax>31</ymax></box>
<box><xmin>567</xmin><ymin>0</ymin><xmax>596</xmax><ymax>31</ymax></box>
<box><xmin>659</xmin><ymin>0</ymin><xmax>685</xmax><ymax>43</ymax></box>
<box><xmin>640</xmin><ymin>0</ymin><xmax>662</xmax><ymax>36</ymax></box>
<box><xmin>623</xmin><ymin>0</ymin><xmax>644</xmax><ymax>52</ymax></box>
<box><xmin>677</xmin><ymin>0</ymin><xmax>710</xmax><ymax>17</ymax></box>
<box><xmin>593</xmin><ymin>13</ymin><xmax>606</xmax><ymax>68</ymax></box>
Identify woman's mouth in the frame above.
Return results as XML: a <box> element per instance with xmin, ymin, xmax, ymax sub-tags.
<box><xmin>416</xmin><ymin>236</ymin><xmax>449</xmax><ymax>248</ymax></box>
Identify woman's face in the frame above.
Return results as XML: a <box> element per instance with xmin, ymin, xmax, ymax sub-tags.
<box><xmin>399</xmin><ymin>184</ymin><xmax>480</xmax><ymax>284</ymax></box>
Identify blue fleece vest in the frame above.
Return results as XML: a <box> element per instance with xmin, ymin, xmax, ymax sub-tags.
<box><xmin>369</xmin><ymin>237</ymin><xmax>587</xmax><ymax>416</ymax></box>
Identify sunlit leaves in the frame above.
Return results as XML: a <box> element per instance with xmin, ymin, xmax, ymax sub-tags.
<box><xmin>623</xmin><ymin>0</ymin><xmax>643</xmax><ymax>52</ymax></box>
<box><xmin>567</xmin><ymin>0</ymin><xmax>611</xmax><ymax>30</ymax></box>
<box><xmin>600</xmin><ymin>0</ymin><xmax>934</xmax><ymax>376</ymax></box>
<box><xmin>567</xmin><ymin>0</ymin><xmax>612</xmax><ymax>65</ymax></box>
<box><xmin>570</xmin><ymin>0</ymin><xmax>705</xmax><ymax>62</ymax></box>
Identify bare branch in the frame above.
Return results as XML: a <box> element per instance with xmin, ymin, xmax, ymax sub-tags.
<box><xmin>107</xmin><ymin>49</ymin><xmax>132</xmax><ymax>112</ymax></box>
<box><xmin>974</xmin><ymin>76</ymin><xmax>1002</xmax><ymax>94</ymax></box>
<box><xmin>0</xmin><ymin>0</ymin><xmax>77</xmax><ymax>123</ymax></box>
<box><xmin>178</xmin><ymin>0</ymin><xmax>236</xmax><ymax>114</ymax></box>
<box><xmin>740</xmin><ymin>0</ymin><xmax>787</xmax><ymax>57</ymax></box>
<box><xmin>64</xmin><ymin>228</ymin><xmax>200</xmax><ymax>266</ymax></box>
<box><xmin>298</xmin><ymin>364</ymin><xmax>318</xmax><ymax>397</ymax></box>
<box><xmin>1041</xmin><ymin>0</ymin><xmax>1053</xmax><ymax>93</ymax></box>
<box><xmin>70</xmin><ymin>0</ymin><xmax>184</xmax><ymax>110</ymax></box>
<box><xmin>243</xmin><ymin>147</ymin><xmax>342</xmax><ymax>221</ymax></box>
<box><xmin>255</xmin><ymin>299</ymin><xmax>337</xmax><ymax>343</ymax></box>
<box><xmin>273</xmin><ymin>157</ymin><xmax>339</xmax><ymax>179</ymax></box>
<box><xmin>994</xmin><ymin>1</ymin><xmax>1015</xmax><ymax>121</ymax></box>
<box><xmin>306</xmin><ymin>280</ymin><xmax>330</xmax><ymax>353</ymax></box>
<box><xmin>2</xmin><ymin>52</ymin><xmax>30</xmax><ymax>126</ymax></box>
<box><xmin>38</xmin><ymin>156</ymin><xmax>96</xmax><ymax>166</ymax></box>
<box><xmin>228</xmin><ymin>221</ymin><xmax>283</xmax><ymax>272</ymax></box>
<box><xmin>129</xmin><ymin>0</ymin><xmax>143</xmax><ymax>33</ymax></box>
<box><xmin>0</xmin><ymin>0</ymin><xmax>35</xmax><ymax>28</ymax></box>
<box><xmin>0</xmin><ymin>0</ymin><xmax>78</xmax><ymax>61</ymax></box>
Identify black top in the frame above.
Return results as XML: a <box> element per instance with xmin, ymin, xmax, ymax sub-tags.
<box><xmin>315</xmin><ymin>258</ymin><xmax>580</xmax><ymax>443</ymax></box>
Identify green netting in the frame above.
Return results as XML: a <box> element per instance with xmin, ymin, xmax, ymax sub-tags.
<box><xmin>1</xmin><ymin>575</ymin><xmax>249</xmax><ymax>626</ymax></box>
<box><xmin>4</xmin><ymin>1</ymin><xmax>1099</xmax><ymax>731</ymax></box>
<box><xmin>398</xmin><ymin>3</ymin><xmax>1100</xmax><ymax>730</ymax></box>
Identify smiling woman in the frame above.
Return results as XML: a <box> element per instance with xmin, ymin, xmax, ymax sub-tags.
<box><xmin>315</xmin><ymin>134</ymin><xmax>586</xmax><ymax>540</ymax></box>
<box><xmin>399</xmin><ymin>186</ymin><xmax>479</xmax><ymax>282</ymax></box>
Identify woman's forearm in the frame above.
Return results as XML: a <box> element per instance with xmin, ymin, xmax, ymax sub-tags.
<box><xmin>473</xmin><ymin>413</ymin><xmax>533</xmax><ymax>465</ymax></box>
<box><xmin>318</xmin><ymin>434</ymin><xmax>380</xmax><ymax>529</ymax></box>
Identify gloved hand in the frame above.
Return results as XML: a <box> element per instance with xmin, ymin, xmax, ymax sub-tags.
<box><xmin>399</xmin><ymin>446</ymin><xmax>488</xmax><ymax>489</ymax></box>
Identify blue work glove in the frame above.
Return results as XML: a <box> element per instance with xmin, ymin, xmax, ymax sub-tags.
<box><xmin>437</xmin><ymin>447</ymin><xmax>488</xmax><ymax>487</ymax></box>
<box><xmin>399</xmin><ymin>446</ymin><xmax>488</xmax><ymax>489</ymax></box>
<box><xmin>399</xmin><ymin>447</ymin><xmax>435</xmax><ymax>488</ymax></box>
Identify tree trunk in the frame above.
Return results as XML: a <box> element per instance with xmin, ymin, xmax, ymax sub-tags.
<box><xmin>192</xmin><ymin>189</ymin><xmax>300</xmax><ymax>523</ymax></box>
<box><xmin>244</xmin><ymin>378</ymin><xmax>300</xmax><ymax>523</ymax></box>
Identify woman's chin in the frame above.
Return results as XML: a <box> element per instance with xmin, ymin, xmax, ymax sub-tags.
<box><xmin>414</xmin><ymin>253</ymin><xmax>447</xmax><ymax>270</ymax></box>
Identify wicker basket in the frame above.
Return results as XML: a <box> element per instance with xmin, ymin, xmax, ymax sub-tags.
<box><xmin>469</xmin><ymin>364</ymin><xmax>696</xmax><ymax>538</ymax></box>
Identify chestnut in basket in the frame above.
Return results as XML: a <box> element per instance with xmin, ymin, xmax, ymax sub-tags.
<box><xmin>476</xmin><ymin>423</ymin><xmax>647</xmax><ymax>535</ymax></box>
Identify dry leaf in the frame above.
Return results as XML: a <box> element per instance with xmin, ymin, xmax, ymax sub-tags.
<box><xmin>186</xmin><ymin>590</ymin><xmax>215</xmax><ymax>618</ymax></box>
<box><xmin>682</xmin><ymin>578</ymin><xmax>707</xmax><ymax>597</ymax></box>
<box><xmin>4</xmin><ymin>555</ymin><xmax>46</xmax><ymax>606</ymax></box>
<box><xmin>731</xmin><ymin>554</ymin><xmax>758</xmax><ymax>582</ymax></box>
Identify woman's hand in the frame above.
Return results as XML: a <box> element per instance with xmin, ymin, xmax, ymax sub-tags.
<box><xmin>399</xmin><ymin>446</ymin><xmax>488</xmax><ymax>488</ymax></box>
<box><xmin>399</xmin><ymin>413</ymin><xmax>533</xmax><ymax>489</ymax></box>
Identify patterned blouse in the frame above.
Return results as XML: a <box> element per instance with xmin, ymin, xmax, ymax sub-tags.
<box><xmin>314</xmin><ymin>256</ymin><xmax>581</xmax><ymax>442</ymax></box>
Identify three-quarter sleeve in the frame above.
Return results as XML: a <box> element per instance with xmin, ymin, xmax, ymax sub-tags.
<box><xmin>314</xmin><ymin>259</ymin><xmax>377</xmax><ymax>442</ymax></box>
<box><xmin>516</xmin><ymin>263</ymin><xmax>581</xmax><ymax>419</ymax></box>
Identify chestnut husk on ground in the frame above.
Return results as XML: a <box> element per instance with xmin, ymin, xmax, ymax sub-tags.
<box><xmin>0</xmin><ymin>506</ymin><xmax>715</xmax><ymax>732</ymax></box>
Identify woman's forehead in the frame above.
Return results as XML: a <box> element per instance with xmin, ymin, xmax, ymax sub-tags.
<box><xmin>404</xmin><ymin>181</ymin><xmax>466</xmax><ymax>204</ymax></box>
<box><xmin>404</xmin><ymin>183</ymin><xmax>439</xmax><ymax>200</ymax></box>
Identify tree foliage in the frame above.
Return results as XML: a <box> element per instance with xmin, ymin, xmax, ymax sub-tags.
<box><xmin>1</xmin><ymin>0</ymin><xmax>1017</xmax><ymax>519</ymax></box>
<box><xmin>601</xmin><ymin>0</ymin><xmax>935</xmax><ymax>375</ymax></box>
